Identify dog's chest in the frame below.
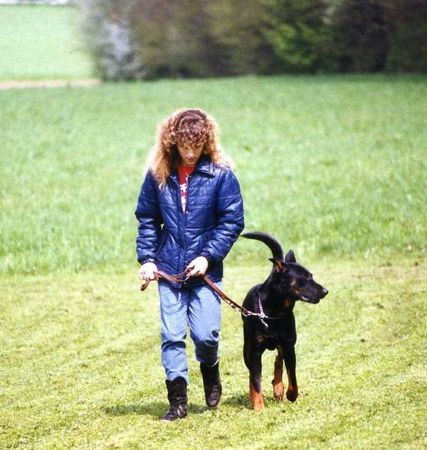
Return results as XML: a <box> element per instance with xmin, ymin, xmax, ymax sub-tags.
<box><xmin>256</xmin><ymin>332</ymin><xmax>285</xmax><ymax>350</ymax></box>
<box><xmin>255</xmin><ymin>321</ymin><xmax>289</xmax><ymax>349</ymax></box>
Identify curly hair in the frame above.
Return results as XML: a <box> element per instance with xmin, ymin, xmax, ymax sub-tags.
<box><xmin>147</xmin><ymin>108</ymin><xmax>234</xmax><ymax>186</ymax></box>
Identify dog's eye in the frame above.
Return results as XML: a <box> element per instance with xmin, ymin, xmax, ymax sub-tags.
<box><xmin>298</xmin><ymin>279</ymin><xmax>306</xmax><ymax>287</ymax></box>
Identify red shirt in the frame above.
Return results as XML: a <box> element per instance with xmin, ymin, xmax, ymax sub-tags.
<box><xmin>178</xmin><ymin>163</ymin><xmax>196</xmax><ymax>212</ymax></box>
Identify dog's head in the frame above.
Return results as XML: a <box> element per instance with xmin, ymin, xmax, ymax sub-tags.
<box><xmin>269</xmin><ymin>250</ymin><xmax>328</xmax><ymax>304</ymax></box>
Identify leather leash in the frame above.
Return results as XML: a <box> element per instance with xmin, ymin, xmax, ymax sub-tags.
<box><xmin>201</xmin><ymin>274</ymin><xmax>254</xmax><ymax>317</ymax></box>
<box><xmin>139</xmin><ymin>269</ymin><xmax>189</xmax><ymax>289</ymax></box>
<box><xmin>140</xmin><ymin>270</ymin><xmax>275</xmax><ymax>322</ymax></box>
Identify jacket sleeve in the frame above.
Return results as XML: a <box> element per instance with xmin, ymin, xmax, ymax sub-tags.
<box><xmin>135</xmin><ymin>171</ymin><xmax>163</xmax><ymax>264</ymax></box>
<box><xmin>201</xmin><ymin>169</ymin><xmax>244</xmax><ymax>264</ymax></box>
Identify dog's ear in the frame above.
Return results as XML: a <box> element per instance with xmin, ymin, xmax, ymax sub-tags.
<box><xmin>269</xmin><ymin>257</ymin><xmax>287</xmax><ymax>272</ymax></box>
<box><xmin>284</xmin><ymin>250</ymin><xmax>296</xmax><ymax>263</ymax></box>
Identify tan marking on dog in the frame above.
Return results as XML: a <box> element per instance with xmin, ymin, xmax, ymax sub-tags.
<box><xmin>274</xmin><ymin>259</ymin><xmax>283</xmax><ymax>271</ymax></box>
<box><xmin>255</xmin><ymin>335</ymin><xmax>267</xmax><ymax>344</ymax></box>
<box><xmin>283</xmin><ymin>298</ymin><xmax>293</xmax><ymax>308</ymax></box>
<box><xmin>249</xmin><ymin>380</ymin><xmax>264</xmax><ymax>411</ymax></box>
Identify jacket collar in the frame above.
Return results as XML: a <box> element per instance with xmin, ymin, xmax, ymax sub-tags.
<box><xmin>169</xmin><ymin>156</ymin><xmax>215</xmax><ymax>187</ymax></box>
<box><xmin>193</xmin><ymin>156</ymin><xmax>215</xmax><ymax>177</ymax></box>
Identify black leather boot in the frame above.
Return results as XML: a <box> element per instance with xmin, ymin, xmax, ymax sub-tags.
<box><xmin>162</xmin><ymin>377</ymin><xmax>188</xmax><ymax>421</ymax></box>
<box><xmin>200</xmin><ymin>361</ymin><xmax>222</xmax><ymax>407</ymax></box>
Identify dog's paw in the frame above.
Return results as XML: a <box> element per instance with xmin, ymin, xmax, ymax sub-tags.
<box><xmin>272</xmin><ymin>381</ymin><xmax>284</xmax><ymax>401</ymax></box>
<box><xmin>252</xmin><ymin>396</ymin><xmax>265</xmax><ymax>411</ymax></box>
<box><xmin>286</xmin><ymin>388</ymin><xmax>298</xmax><ymax>402</ymax></box>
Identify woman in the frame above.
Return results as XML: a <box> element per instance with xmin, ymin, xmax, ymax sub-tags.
<box><xmin>135</xmin><ymin>108</ymin><xmax>244</xmax><ymax>421</ymax></box>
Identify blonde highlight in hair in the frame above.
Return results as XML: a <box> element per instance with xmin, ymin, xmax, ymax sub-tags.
<box><xmin>146</xmin><ymin>108</ymin><xmax>234</xmax><ymax>186</ymax></box>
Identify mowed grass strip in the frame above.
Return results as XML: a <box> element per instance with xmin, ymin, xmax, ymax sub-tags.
<box><xmin>1</xmin><ymin>261</ymin><xmax>426</xmax><ymax>449</ymax></box>
<box><xmin>0</xmin><ymin>5</ymin><xmax>93</xmax><ymax>80</ymax></box>
<box><xmin>1</xmin><ymin>75</ymin><xmax>426</xmax><ymax>274</ymax></box>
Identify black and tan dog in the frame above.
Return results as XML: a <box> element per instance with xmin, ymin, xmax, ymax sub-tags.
<box><xmin>242</xmin><ymin>232</ymin><xmax>328</xmax><ymax>410</ymax></box>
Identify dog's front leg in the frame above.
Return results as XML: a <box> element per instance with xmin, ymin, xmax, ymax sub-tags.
<box><xmin>272</xmin><ymin>346</ymin><xmax>284</xmax><ymax>401</ymax></box>
<box><xmin>283</xmin><ymin>344</ymin><xmax>298</xmax><ymax>402</ymax></box>
<box><xmin>248</xmin><ymin>349</ymin><xmax>264</xmax><ymax>411</ymax></box>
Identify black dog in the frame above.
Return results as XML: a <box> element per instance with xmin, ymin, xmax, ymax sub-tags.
<box><xmin>241</xmin><ymin>232</ymin><xmax>328</xmax><ymax>410</ymax></box>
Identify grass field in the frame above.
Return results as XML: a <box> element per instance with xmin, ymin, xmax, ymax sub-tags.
<box><xmin>1</xmin><ymin>76</ymin><xmax>426</xmax><ymax>274</ymax></box>
<box><xmin>1</xmin><ymin>74</ymin><xmax>426</xmax><ymax>449</ymax></box>
<box><xmin>1</xmin><ymin>262</ymin><xmax>426</xmax><ymax>448</ymax></box>
<box><xmin>0</xmin><ymin>5</ymin><xmax>93</xmax><ymax>80</ymax></box>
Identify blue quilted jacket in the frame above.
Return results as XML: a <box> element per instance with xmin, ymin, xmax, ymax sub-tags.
<box><xmin>135</xmin><ymin>156</ymin><xmax>244</xmax><ymax>287</ymax></box>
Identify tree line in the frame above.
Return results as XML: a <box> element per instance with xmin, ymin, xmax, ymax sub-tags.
<box><xmin>79</xmin><ymin>0</ymin><xmax>427</xmax><ymax>80</ymax></box>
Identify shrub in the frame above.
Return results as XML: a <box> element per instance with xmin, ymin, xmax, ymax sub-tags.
<box><xmin>261</xmin><ymin>0</ymin><xmax>335</xmax><ymax>73</ymax></box>
<box><xmin>79</xmin><ymin>0</ymin><xmax>145</xmax><ymax>80</ymax></box>
<box><xmin>383</xmin><ymin>0</ymin><xmax>427</xmax><ymax>72</ymax></box>
<box><xmin>332</xmin><ymin>0</ymin><xmax>389</xmax><ymax>72</ymax></box>
<box><xmin>78</xmin><ymin>0</ymin><xmax>426</xmax><ymax>79</ymax></box>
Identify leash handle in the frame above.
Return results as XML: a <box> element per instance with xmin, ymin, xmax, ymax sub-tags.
<box><xmin>140</xmin><ymin>269</ymin><xmax>190</xmax><ymax>291</ymax></box>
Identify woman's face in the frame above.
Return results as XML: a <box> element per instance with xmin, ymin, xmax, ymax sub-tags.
<box><xmin>177</xmin><ymin>143</ymin><xmax>204</xmax><ymax>167</ymax></box>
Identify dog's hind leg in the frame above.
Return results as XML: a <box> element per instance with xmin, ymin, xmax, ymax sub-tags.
<box><xmin>283</xmin><ymin>345</ymin><xmax>298</xmax><ymax>402</ymax></box>
<box><xmin>272</xmin><ymin>346</ymin><xmax>284</xmax><ymax>401</ymax></box>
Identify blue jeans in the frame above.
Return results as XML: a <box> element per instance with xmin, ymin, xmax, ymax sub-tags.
<box><xmin>158</xmin><ymin>280</ymin><xmax>222</xmax><ymax>384</ymax></box>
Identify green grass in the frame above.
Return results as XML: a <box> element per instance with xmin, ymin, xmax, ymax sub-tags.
<box><xmin>1</xmin><ymin>75</ymin><xmax>426</xmax><ymax>274</ymax></box>
<box><xmin>1</xmin><ymin>74</ymin><xmax>426</xmax><ymax>447</ymax></box>
<box><xmin>0</xmin><ymin>5</ymin><xmax>94</xmax><ymax>80</ymax></box>
<box><xmin>1</xmin><ymin>261</ymin><xmax>426</xmax><ymax>449</ymax></box>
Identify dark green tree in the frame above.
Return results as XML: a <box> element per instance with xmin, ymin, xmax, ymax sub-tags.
<box><xmin>261</xmin><ymin>0</ymin><xmax>334</xmax><ymax>72</ymax></box>
<box><xmin>207</xmin><ymin>0</ymin><xmax>278</xmax><ymax>75</ymax></box>
<box><xmin>382</xmin><ymin>0</ymin><xmax>427</xmax><ymax>72</ymax></box>
<box><xmin>79</xmin><ymin>0</ymin><xmax>427</xmax><ymax>79</ymax></box>
<box><xmin>332</xmin><ymin>0</ymin><xmax>389</xmax><ymax>72</ymax></box>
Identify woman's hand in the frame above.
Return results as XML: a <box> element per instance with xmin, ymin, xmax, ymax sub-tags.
<box><xmin>186</xmin><ymin>256</ymin><xmax>209</xmax><ymax>277</ymax></box>
<box><xmin>139</xmin><ymin>262</ymin><xmax>158</xmax><ymax>283</ymax></box>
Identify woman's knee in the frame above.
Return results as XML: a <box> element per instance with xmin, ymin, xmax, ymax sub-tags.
<box><xmin>192</xmin><ymin>329</ymin><xmax>220</xmax><ymax>360</ymax></box>
<box><xmin>194</xmin><ymin>336</ymin><xmax>219</xmax><ymax>364</ymax></box>
<box><xmin>161</xmin><ymin>330</ymin><xmax>187</xmax><ymax>347</ymax></box>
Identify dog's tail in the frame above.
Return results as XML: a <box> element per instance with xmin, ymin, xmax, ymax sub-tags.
<box><xmin>241</xmin><ymin>231</ymin><xmax>284</xmax><ymax>260</ymax></box>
